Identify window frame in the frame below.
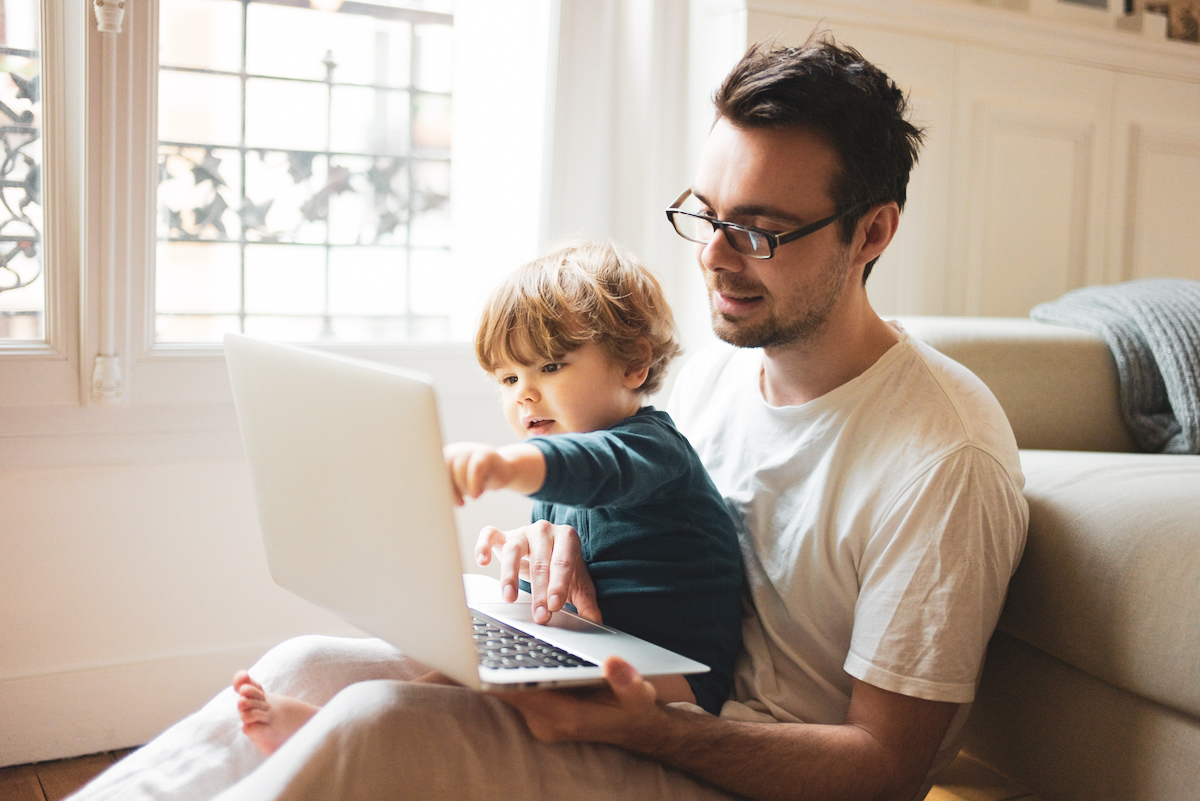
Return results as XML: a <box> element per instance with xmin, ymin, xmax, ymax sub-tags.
<box><xmin>94</xmin><ymin>0</ymin><xmax>496</xmax><ymax>410</ymax></box>
<box><xmin>0</xmin><ymin>0</ymin><xmax>83</xmax><ymax>407</ymax></box>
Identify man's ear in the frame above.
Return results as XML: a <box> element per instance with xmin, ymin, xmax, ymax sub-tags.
<box><xmin>623</xmin><ymin>340</ymin><xmax>653</xmax><ymax>391</ymax></box>
<box><xmin>854</xmin><ymin>202</ymin><xmax>900</xmax><ymax>270</ymax></box>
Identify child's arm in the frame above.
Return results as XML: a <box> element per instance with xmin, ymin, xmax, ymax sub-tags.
<box><xmin>443</xmin><ymin>442</ymin><xmax>547</xmax><ymax>506</ymax></box>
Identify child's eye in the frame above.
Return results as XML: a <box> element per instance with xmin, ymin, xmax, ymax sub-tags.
<box><xmin>542</xmin><ymin>362</ymin><xmax>564</xmax><ymax>374</ymax></box>
<box><xmin>498</xmin><ymin>374</ymin><xmax>517</xmax><ymax>385</ymax></box>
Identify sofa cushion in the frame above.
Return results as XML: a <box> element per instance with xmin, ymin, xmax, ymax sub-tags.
<box><xmin>966</xmin><ymin>631</ymin><xmax>1200</xmax><ymax>801</ymax></box>
<box><xmin>1001</xmin><ymin>449</ymin><xmax>1200</xmax><ymax>718</ymax></box>
<box><xmin>898</xmin><ymin>316</ymin><xmax>1137</xmax><ymax>452</ymax></box>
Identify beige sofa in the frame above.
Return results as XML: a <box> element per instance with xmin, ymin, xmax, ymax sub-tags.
<box><xmin>901</xmin><ymin>316</ymin><xmax>1200</xmax><ymax>801</ymax></box>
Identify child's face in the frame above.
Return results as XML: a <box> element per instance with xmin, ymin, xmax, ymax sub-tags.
<box><xmin>492</xmin><ymin>342</ymin><xmax>645</xmax><ymax>438</ymax></box>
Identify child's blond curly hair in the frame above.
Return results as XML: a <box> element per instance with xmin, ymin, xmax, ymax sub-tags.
<box><xmin>476</xmin><ymin>240</ymin><xmax>681</xmax><ymax>396</ymax></box>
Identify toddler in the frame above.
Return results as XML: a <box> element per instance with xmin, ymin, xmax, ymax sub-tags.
<box><xmin>235</xmin><ymin>240</ymin><xmax>742</xmax><ymax>753</ymax></box>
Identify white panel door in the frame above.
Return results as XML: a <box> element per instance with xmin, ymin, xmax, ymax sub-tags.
<box><xmin>950</xmin><ymin>46</ymin><xmax>1114</xmax><ymax>317</ymax></box>
<box><xmin>1111</xmin><ymin>73</ymin><xmax>1200</xmax><ymax>284</ymax></box>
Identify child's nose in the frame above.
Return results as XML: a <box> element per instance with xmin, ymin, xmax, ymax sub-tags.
<box><xmin>515</xmin><ymin>379</ymin><xmax>539</xmax><ymax>403</ymax></box>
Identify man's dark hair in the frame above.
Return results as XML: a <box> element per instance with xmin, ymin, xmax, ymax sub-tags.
<box><xmin>713</xmin><ymin>34</ymin><xmax>925</xmax><ymax>281</ymax></box>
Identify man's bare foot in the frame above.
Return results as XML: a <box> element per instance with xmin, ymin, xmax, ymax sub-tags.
<box><xmin>233</xmin><ymin>670</ymin><xmax>320</xmax><ymax>756</ymax></box>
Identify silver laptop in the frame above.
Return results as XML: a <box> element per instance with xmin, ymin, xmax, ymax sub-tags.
<box><xmin>224</xmin><ymin>333</ymin><xmax>709</xmax><ymax>691</ymax></box>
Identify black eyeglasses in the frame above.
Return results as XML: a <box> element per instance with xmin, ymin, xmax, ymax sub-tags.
<box><xmin>665</xmin><ymin>188</ymin><xmax>864</xmax><ymax>260</ymax></box>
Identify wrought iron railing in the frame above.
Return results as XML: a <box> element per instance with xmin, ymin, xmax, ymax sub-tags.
<box><xmin>0</xmin><ymin>44</ymin><xmax>43</xmax><ymax>340</ymax></box>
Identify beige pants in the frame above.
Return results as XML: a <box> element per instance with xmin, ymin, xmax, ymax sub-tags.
<box><xmin>71</xmin><ymin>635</ymin><xmax>735</xmax><ymax>801</ymax></box>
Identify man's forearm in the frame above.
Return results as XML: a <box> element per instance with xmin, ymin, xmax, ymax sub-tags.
<box><xmin>608</xmin><ymin>704</ymin><xmax>909</xmax><ymax>801</ymax></box>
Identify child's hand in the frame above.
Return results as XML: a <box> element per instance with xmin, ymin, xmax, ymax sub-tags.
<box><xmin>443</xmin><ymin>441</ymin><xmax>546</xmax><ymax>505</ymax></box>
<box><xmin>444</xmin><ymin>442</ymin><xmax>515</xmax><ymax>505</ymax></box>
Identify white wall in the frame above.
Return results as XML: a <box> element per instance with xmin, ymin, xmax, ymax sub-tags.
<box><xmin>0</xmin><ymin>386</ymin><xmax>533</xmax><ymax>765</ymax></box>
<box><xmin>2</xmin><ymin>459</ymin><xmax>355</xmax><ymax>761</ymax></box>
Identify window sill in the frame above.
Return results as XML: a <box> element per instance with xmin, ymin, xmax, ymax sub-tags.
<box><xmin>0</xmin><ymin>341</ymin><xmax>496</xmax><ymax>468</ymax></box>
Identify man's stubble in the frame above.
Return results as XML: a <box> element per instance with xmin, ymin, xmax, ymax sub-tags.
<box><xmin>707</xmin><ymin>248</ymin><xmax>851</xmax><ymax>350</ymax></box>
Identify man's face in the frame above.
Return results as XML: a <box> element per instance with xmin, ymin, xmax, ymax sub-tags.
<box><xmin>690</xmin><ymin>119</ymin><xmax>856</xmax><ymax>350</ymax></box>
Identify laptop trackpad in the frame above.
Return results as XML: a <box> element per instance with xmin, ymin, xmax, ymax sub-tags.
<box><xmin>470</xmin><ymin>602</ymin><xmax>609</xmax><ymax>634</ymax></box>
<box><xmin>462</xmin><ymin>573</ymin><xmax>602</xmax><ymax>631</ymax></box>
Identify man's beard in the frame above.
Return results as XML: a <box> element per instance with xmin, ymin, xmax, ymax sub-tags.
<box><xmin>707</xmin><ymin>253</ymin><xmax>850</xmax><ymax>350</ymax></box>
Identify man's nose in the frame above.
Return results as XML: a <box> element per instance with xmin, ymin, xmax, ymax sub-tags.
<box><xmin>700</xmin><ymin>228</ymin><xmax>745</xmax><ymax>273</ymax></box>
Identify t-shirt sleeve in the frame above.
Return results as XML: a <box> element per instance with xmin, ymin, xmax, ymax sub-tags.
<box><xmin>844</xmin><ymin>445</ymin><xmax>1029</xmax><ymax>703</ymax></box>
<box><xmin>528</xmin><ymin>419</ymin><xmax>689</xmax><ymax>508</ymax></box>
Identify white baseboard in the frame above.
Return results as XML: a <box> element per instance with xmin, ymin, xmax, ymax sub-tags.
<box><xmin>0</xmin><ymin>643</ymin><xmax>279</xmax><ymax>767</ymax></box>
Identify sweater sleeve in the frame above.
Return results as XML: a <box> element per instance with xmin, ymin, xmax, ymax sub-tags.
<box><xmin>528</xmin><ymin>412</ymin><xmax>689</xmax><ymax>508</ymax></box>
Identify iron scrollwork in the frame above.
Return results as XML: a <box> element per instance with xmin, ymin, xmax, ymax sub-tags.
<box><xmin>0</xmin><ymin>55</ymin><xmax>41</xmax><ymax>297</ymax></box>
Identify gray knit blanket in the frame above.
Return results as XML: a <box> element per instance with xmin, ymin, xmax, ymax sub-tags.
<box><xmin>1030</xmin><ymin>278</ymin><xmax>1200</xmax><ymax>454</ymax></box>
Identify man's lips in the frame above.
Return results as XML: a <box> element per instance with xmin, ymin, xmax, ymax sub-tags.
<box><xmin>713</xmin><ymin>289</ymin><xmax>765</xmax><ymax>315</ymax></box>
<box><xmin>709</xmin><ymin>277</ymin><xmax>766</xmax><ymax>315</ymax></box>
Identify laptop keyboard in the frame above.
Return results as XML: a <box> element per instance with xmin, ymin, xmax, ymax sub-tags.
<box><xmin>471</xmin><ymin>614</ymin><xmax>596</xmax><ymax>670</ymax></box>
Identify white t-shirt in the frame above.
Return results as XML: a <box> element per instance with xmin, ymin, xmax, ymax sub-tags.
<box><xmin>667</xmin><ymin>329</ymin><xmax>1028</xmax><ymax>769</ymax></box>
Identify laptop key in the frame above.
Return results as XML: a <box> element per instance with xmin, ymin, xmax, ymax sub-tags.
<box><xmin>471</xmin><ymin>613</ymin><xmax>596</xmax><ymax>669</ymax></box>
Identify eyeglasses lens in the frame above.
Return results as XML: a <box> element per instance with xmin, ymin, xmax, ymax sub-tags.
<box><xmin>736</xmin><ymin>229</ymin><xmax>770</xmax><ymax>257</ymax></box>
<box><xmin>716</xmin><ymin>224</ymin><xmax>770</xmax><ymax>257</ymax></box>
<box><xmin>672</xmin><ymin>212</ymin><xmax>715</xmax><ymax>243</ymax></box>
<box><xmin>672</xmin><ymin>213</ymin><xmax>772</xmax><ymax>257</ymax></box>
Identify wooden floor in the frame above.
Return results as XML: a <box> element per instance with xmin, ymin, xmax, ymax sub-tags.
<box><xmin>0</xmin><ymin>750</ymin><xmax>136</xmax><ymax>801</ymax></box>
<box><xmin>924</xmin><ymin>754</ymin><xmax>1040</xmax><ymax>801</ymax></box>
<box><xmin>0</xmin><ymin>749</ymin><xmax>1035</xmax><ymax>801</ymax></box>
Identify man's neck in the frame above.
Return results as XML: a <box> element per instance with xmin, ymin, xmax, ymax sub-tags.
<box><xmin>759</xmin><ymin>305</ymin><xmax>901</xmax><ymax>408</ymax></box>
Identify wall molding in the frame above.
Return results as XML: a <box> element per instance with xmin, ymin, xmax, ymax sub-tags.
<box><xmin>1121</xmin><ymin>120</ymin><xmax>1200</xmax><ymax>281</ymax></box>
<box><xmin>744</xmin><ymin>0</ymin><xmax>1200</xmax><ymax>82</ymax></box>
<box><xmin>963</xmin><ymin>101</ymin><xmax>1097</xmax><ymax>315</ymax></box>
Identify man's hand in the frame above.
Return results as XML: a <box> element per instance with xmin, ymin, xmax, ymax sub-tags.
<box><xmin>502</xmin><ymin>656</ymin><xmax>661</xmax><ymax>744</ymax></box>
<box><xmin>443</xmin><ymin>442</ymin><xmax>546</xmax><ymax>505</ymax></box>
<box><xmin>475</xmin><ymin>520</ymin><xmax>601</xmax><ymax>624</ymax></box>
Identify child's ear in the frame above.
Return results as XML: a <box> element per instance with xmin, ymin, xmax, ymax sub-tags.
<box><xmin>623</xmin><ymin>361</ymin><xmax>650</xmax><ymax>391</ymax></box>
<box><xmin>623</xmin><ymin>340</ymin><xmax>653</xmax><ymax>391</ymax></box>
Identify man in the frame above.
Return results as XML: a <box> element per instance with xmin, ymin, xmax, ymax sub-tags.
<box><xmin>490</xmin><ymin>37</ymin><xmax>1028</xmax><ymax>801</ymax></box>
<box><xmin>75</xmin><ymin>36</ymin><xmax>1026</xmax><ymax>801</ymax></box>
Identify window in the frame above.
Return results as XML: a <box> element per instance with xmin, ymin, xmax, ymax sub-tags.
<box><xmin>156</xmin><ymin>0</ymin><xmax>456</xmax><ymax>344</ymax></box>
<box><xmin>132</xmin><ymin>1</ymin><xmax>551</xmax><ymax>414</ymax></box>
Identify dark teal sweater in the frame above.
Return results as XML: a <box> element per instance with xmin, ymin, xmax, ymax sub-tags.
<box><xmin>527</xmin><ymin>407</ymin><xmax>742</xmax><ymax>714</ymax></box>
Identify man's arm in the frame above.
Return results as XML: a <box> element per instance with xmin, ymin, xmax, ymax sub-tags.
<box><xmin>504</xmin><ymin>658</ymin><xmax>957</xmax><ymax>801</ymax></box>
